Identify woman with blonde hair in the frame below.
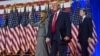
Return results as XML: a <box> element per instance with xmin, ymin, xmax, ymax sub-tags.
<box><xmin>34</xmin><ymin>10</ymin><xmax>49</xmax><ymax>56</ymax></box>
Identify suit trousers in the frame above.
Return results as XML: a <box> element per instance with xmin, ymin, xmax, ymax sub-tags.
<box><xmin>50</xmin><ymin>39</ymin><xmax>68</xmax><ymax>56</ymax></box>
<box><xmin>80</xmin><ymin>41</ymin><xmax>89</xmax><ymax>56</ymax></box>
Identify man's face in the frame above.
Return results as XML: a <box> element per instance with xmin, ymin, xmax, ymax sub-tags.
<box><xmin>79</xmin><ymin>10</ymin><xmax>85</xmax><ymax>17</ymax></box>
<box><xmin>52</xmin><ymin>3</ymin><xmax>59</xmax><ymax>12</ymax></box>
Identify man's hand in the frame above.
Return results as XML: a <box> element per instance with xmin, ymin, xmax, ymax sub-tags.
<box><xmin>64</xmin><ymin>36</ymin><xmax>70</xmax><ymax>41</ymax></box>
<box><xmin>88</xmin><ymin>37</ymin><xmax>92</xmax><ymax>43</ymax></box>
<box><xmin>46</xmin><ymin>38</ymin><xmax>51</xmax><ymax>44</ymax></box>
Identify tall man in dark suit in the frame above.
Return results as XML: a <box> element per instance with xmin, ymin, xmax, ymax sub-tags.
<box><xmin>46</xmin><ymin>1</ymin><xmax>71</xmax><ymax>56</ymax></box>
<box><xmin>78</xmin><ymin>9</ymin><xmax>93</xmax><ymax>56</ymax></box>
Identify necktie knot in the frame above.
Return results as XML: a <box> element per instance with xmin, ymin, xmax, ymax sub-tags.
<box><xmin>54</xmin><ymin>12</ymin><xmax>57</xmax><ymax>16</ymax></box>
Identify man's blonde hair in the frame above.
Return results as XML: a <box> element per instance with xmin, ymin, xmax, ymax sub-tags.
<box><xmin>51</xmin><ymin>1</ymin><xmax>60</xmax><ymax>7</ymax></box>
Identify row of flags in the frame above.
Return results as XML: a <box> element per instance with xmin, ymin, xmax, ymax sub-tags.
<box><xmin>0</xmin><ymin>5</ymin><xmax>38</xmax><ymax>55</ymax></box>
<box><xmin>0</xmin><ymin>0</ymin><xmax>98</xmax><ymax>55</ymax></box>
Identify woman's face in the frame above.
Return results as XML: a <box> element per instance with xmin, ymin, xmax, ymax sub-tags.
<box><xmin>41</xmin><ymin>12</ymin><xmax>44</xmax><ymax>19</ymax></box>
<box><xmin>40</xmin><ymin>12</ymin><xmax>46</xmax><ymax>20</ymax></box>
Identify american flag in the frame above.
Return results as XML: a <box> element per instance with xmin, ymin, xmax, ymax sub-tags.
<box><xmin>73</xmin><ymin>1</ymin><xmax>81</xmax><ymax>54</ymax></box>
<box><xmin>7</xmin><ymin>7</ymin><xmax>20</xmax><ymax>54</ymax></box>
<box><xmin>7</xmin><ymin>9</ymin><xmax>14</xmax><ymax>54</ymax></box>
<box><xmin>11</xmin><ymin>7</ymin><xmax>20</xmax><ymax>54</ymax></box>
<box><xmin>0</xmin><ymin>8</ymin><xmax>7</xmax><ymax>53</ymax></box>
<box><xmin>19</xmin><ymin>6</ymin><xmax>29</xmax><ymax>54</ymax></box>
<box><xmin>68</xmin><ymin>1</ymin><xmax>81</xmax><ymax>56</ymax></box>
<box><xmin>85</xmin><ymin>0</ymin><xmax>98</xmax><ymax>54</ymax></box>
<box><xmin>26</xmin><ymin>5</ymin><xmax>38</xmax><ymax>54</ymax></box>
<box><xmin>31</xmin><ymin>5</ymin><xmax>36</xmax><ymax>24</ymax></box>
<box><xmin>35</xmin><ymin>5</ymin><xmax>41</xmax><ymax>23</ymax></box>
<box><xmin>69</xmin><ymin>1</ymin><xmax>98</xmax><ymax>56</ymax></box>
<box><xmin>47</xmin><ymin>3</ymin><xmax>52</xmax><ymax>19</ymax></box>
<box><xmin>47</xmin><ymin>3</ymin><xmax>50</xmax><ymax>19</ymax></box>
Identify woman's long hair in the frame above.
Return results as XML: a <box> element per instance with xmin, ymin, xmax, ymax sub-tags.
<box><xmin>40</xmin><ymin>10</ymin><xmax>48</xmax><ymax>25</ymax></box>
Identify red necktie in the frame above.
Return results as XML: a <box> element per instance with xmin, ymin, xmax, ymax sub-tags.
<box><xmin>52</xmin><ymin>12</ymin><xmax>57</xmax><ymax>34</ymax></box>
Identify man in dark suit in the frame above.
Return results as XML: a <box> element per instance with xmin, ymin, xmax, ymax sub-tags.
<box><xmin>78</xmin><ymin>9</ymin><xmax>93</xmax><ymax>56</ymax></box>
<box><xmin>46</xmin><ymin>1</ymin><xmax>71</xmax><ymax>56</ymax></box>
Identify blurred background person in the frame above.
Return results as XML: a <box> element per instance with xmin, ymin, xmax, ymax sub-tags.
<box><xmin>78</xmin><ymin>9</ymin><xmax>93</xmax><ymax>56</ymax></box>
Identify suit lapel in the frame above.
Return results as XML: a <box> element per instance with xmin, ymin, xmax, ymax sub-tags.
<box><xmin>56</xmin><ymin>11</ymin><xmax>62</xmax><ymax>23</ymax></box>
<box><xmin>57</xmin><ymin>11</ymin><xmax>62</xmax><ymax>19</ymax></box>
<box><xmin>50</xmin><ymin>11</ymin><xmax>62</xmax><ymax>28</ymax></box>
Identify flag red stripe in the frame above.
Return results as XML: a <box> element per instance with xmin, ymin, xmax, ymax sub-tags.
<box><xmin>19</xmin><ymin>25</ymin><xmax>27</xmax><ymax>53</ymax></box>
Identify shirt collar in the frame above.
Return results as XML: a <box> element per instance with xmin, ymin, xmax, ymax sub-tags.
<box><xmin>82</xmin><ymin>15</ymin><xmax>86</xmax><ymax>21</ymax></box>
<box><xmin>83</xmin><ymin>15</ymin><xmax>86</xmax><ymax>19</ymax></box>
<box><xmin>55</xmin><ymin>9</ymin><xmax>60</xmax><ymax>16</ymax></box>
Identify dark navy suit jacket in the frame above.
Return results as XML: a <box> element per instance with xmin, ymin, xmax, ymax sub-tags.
<box><xmin>78</xmin><ymin>17</ymin><xmax>93</xmax><ymax>43</ymax></box>
<box><xmin>47</xmin><ymin>11</ymin><xmax>71</xmax><ymax>42</ymax></box>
